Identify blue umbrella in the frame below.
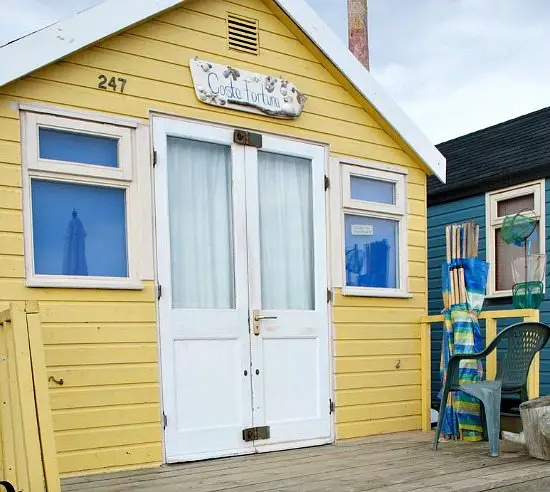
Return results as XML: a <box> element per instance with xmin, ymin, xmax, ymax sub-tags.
<box><xmin>62</xmin><ymin>209</ymin><xmax>88</xmax><ymax>276</ymax></box>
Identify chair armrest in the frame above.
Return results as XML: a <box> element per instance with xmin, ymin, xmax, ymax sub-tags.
<box><xmin>446</xmin><ymin>346</ymin><xmax>494</xmax><ymax>386</ymax></box>
<box><xmin>449</xmin><ymin>337</ymin><xmax>500</xmax><ymax>365</ymax></box>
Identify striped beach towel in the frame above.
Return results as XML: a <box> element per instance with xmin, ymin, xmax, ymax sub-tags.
<box><xmin>439</xmin><ymin>258</ymin><xmax>488</xmax><ymax>441</ymax></box>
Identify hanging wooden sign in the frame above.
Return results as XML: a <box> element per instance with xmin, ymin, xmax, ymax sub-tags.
<box><xmin>189</xmin><ymin>57</ymin><xmax>307</xmax><ymax>119</ymax></box>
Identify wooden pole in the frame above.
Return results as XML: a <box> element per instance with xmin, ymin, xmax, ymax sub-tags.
<box><xmin>459</xmin><ymin>267</ymin><xmax>467</xmax><ymax>305</ymax></box>
<box><xmin>455</xmin><ymin>225</ymin><xmax>464</xmax><ymax>304</ymax></box>
<box><xmin>450</xmin><ymin>225</ymin><xmax>456</xmax><ymax>305</ymax></box>
<box><xmin>460</xmin><ymin>226</ymin><xmax>468</xmax><ymax>258</ymax></box>
<box><xmin>445</xmin><ymin>226</ymin><xmax>451</xmax><ymax>308</ymax></box>
<box><xmin>468</xmin><ymin>222</ymin><xmax>474</xmax><ymax>258</ymax></box>
<box><xmin>445</xmin><ymin>225</ymin><xmax>451</xmax><ymax>263</ymax></box>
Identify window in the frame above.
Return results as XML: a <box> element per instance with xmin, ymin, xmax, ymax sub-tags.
<box><xmin>22</xmin><ymin>112</ymin><xmax>142</xmax><ymax>289</ymax></box>
<box><xmin>336</xmin><ymin>160</ymin><xmax>408</xmax><ymax>297</ymax></box>
<box><xmin>486</xmin><ymin>181</ymin><xmax>545</xmax><ymax>296</ymax></box>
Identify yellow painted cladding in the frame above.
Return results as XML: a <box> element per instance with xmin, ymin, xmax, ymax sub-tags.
<box><xmin>0</xmin><ymin>0</ymin><xmax>428</xmax><ymax>476</ymax></box>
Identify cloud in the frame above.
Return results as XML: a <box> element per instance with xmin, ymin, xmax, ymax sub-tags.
<box><xmin>369</xmin><ymin>0</ymin><xmax>550</xmax><ymax>142</ymax></box>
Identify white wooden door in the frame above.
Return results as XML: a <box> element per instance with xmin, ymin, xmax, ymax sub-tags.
<box><xmin>154</xmin><ymin>118</ymin><xmax>253</xmax><ymax>462</ymax></box>
<box><xmin>154</xmin><ymin>118</ymin><xmax>331</xmax><ymax>462</ymax></box>
<box><xmin>245</xmin><ymin>137</ymin><xmax>331</xmax><ymax>451</ymax></box>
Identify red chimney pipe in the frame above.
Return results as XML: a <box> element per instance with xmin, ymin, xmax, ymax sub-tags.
<box><xmin>348</xmin><ymin>0</ymin><xmax>369</xmax><ymax>70</ymax></box>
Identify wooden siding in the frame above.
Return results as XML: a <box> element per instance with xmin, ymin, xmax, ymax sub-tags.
<box><xmin>427</xmin><ymin>184</ymin><xmax>550</xmax><ymax>401</ymax></box>
<box><xmin>0</xmin><ymin>0</ymin><xmax>429</xmax><ymax>475</ymax></box>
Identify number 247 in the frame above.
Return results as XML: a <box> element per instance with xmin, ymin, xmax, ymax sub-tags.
<box><xmin>98</xmin><ymin>74</ymin><xmax>127</xmax><ymax>93</ymax></box>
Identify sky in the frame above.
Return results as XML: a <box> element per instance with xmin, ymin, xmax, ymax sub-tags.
<box><xmin>1</xmin><ymin>0</ymin><xmax>549</xmax><ymax>144</ymax></box>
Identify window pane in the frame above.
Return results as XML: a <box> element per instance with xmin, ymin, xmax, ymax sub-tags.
<box><xmin>350</xmin><ymin>175</ymin><xmax>395</xmax><ymax>204</ymax></box>
<box><xmin>258</xmin><ymin>151</ymin><xmax>314</xmax><ymax>310</ymax></box>
<box><xmin>39</xmin><ymin>128</ymin><xmax>118</xmax><ymax>167</ymax></box>
<box><xmin>31</xmin><ymin>180</ymin><xmax>128</xmax><ymax>277</ymax></box>
<box><xmin>497</xmin><ymin>194</ymin><xmax>534</xmax><ymax>217</ymax></box>
<box><xmin>167</xmin><ymin>137</ymin><xmax>235</xmax><ymax>309</ymax></box>
<box><xmin>495</xmin><ymin>224</ymin><xmax>540</xmax><ymax>290</ymax></box>
<box><xmin>345</xmin><ymin>214</ymin><xmax>399</xmax><ymax>289</ymax></box>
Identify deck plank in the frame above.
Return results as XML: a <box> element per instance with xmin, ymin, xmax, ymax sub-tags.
<box><xmin>61</xmin><ymin>432</ymin><xmax>550</xmax><ymax>492</ymax></box>
<box><xmin>492</xmin><ymin>476</ymin><xmax>550</xmax><ymax>491</ymax></box>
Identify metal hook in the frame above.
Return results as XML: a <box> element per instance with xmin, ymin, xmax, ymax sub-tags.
<box><xmin>48</xmin><ymin>375</ymin><xmax>64</xmax><ymax>386</ymax></box>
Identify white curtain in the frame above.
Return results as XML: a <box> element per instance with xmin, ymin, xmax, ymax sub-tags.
<box><xmin>167</xmin><ymin>137</ymin><xmax>234</xmax><ymax>309</ymax></box>
<box><xmin>258</xmin><ymin>151</ymin><xmax>314</xmax><ymax>310</ymax></box>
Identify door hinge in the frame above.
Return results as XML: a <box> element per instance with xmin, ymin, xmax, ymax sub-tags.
<box><xmin>327</xmin><ymin>288</ymin><xmax>332</xmax><ymax>303</ymax></box>
<box><xmin>329</xmin><ymin>399</ymin><xmax>335</xmax><ymax>414</ymax></box>
<box><xmin>152</xmin><ymin>149</ymin><xmax>158</xmax><ymax>167</ymax></box>
<box><xmin>157</xmin><ymin>284</ymin><xmax>162</xmax><ymax>300</ymax></box>
<box><xmin>234</xmin><ymin>129</ymin><xmax>263</xmax><ymax>148</ymax></box>
<box><xmin>163</xmin><ymin>412</ymin><xmax>167</xmax><ymax>429</ymax></box>
<box><xmin>242</xmin><ymin>425</ymin><xmax>270</xmax><ymax>442</ymax></box>
<box><xmin>324</xmin><ymin>175</ymin><xmax>330</xmax><ymax>190</ymax></box>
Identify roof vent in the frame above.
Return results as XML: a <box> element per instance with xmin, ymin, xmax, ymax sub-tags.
<box><xmin>227</xmin><ymin>13</ymin><xmax>259</xmax><ymax>55</ymax></box>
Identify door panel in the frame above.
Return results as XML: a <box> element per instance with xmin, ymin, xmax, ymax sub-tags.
<box><xmin>247</xmin><ymin>138</ymin><xmax>331</xmax><ymax>450</ymax></box>
<box><xmin>154</xmin><ymin>118</ymin><xmax>253</xmax><ymax>462</ymax></box>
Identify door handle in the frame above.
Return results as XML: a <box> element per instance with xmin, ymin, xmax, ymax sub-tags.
<box><xmin>252</xmin><ymin>311</ymin><xmax>277</xmax><ymax>336</ymax></box>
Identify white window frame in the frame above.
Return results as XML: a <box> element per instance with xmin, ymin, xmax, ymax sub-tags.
<box><xmin>331</xmin><ymin>157</ymin><xmax>410</xmax><ymax>298</ymax></box>
<box><xmin>485</xmin><ymin>179</ymin><xmax>545</xmax><ymax>298</ymax></box>
<box><xmin>21</xmin><ymin>111</ymin><xmax>143</xmax><ymax>289</ymax></box>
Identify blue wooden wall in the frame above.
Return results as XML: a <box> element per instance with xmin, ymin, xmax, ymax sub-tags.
<box><xmin>427</xmin><ymin>180</ymin><xmax>550</xmax><ymax>407</ymax></box>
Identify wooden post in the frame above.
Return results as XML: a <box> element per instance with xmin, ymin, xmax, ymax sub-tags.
<box><xmin>485</xmin><ymin>317</ymin><xmax>497</xmax><ymax>380</ymax></box>
<box><xmin>420</xmin><ymin>322</ymin><xmax>431</xmax><ymax>432</ymax></box>
<box><xmin>9</xmin><ymin>302</ymin><xmax>44</xmax><ymax>490</ymax></box>
<box><xmin>518</xmin><ymin>395</ymin><xmax>550</xmax><ymax>459</ymax></box>
<box><xmin>26</xmin><ymin>301</ymin><xmax>61</xmax><ymax>492</ymax></box>
<box><xmin>0</xmin><ymin>312</ymin><xmax>17</xmax><ymax>487</ymax></box>
<box><xmin>525</xmin><ymin>311</ymin><xmax>540</xmax><ymax>399</ymax></box>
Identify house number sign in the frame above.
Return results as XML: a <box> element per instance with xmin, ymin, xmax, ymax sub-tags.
<box><xmin>189</xmin><ymin>57</ymin><xmax>307</xmax><ymax>119</ymax></box>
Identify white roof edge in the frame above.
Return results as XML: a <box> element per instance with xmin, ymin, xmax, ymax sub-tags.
<box><xmin>0</xmin><ymin>0</ymin><xmax>184</xmax><ymax>88</ymax></box>
<box><xmin>0</xmin><ymin>0</ymin><xmax>446</xmax><ymax>182</ymax></box>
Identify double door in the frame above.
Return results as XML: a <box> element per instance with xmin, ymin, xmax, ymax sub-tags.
<box><xmin>154</xmin><ymin>117</ymin><xmax>331</xmax><ymax>462</ymax></box>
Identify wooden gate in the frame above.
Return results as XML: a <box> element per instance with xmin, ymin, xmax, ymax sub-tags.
<box><xmin>0</xmin><ymin>302</ymin><xmax>60</xmax><ymax>491</ymax></box>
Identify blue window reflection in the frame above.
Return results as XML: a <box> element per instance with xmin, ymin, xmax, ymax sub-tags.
<box><xmin>350</xmin><ymin>176</ymin><xmax>395</xmax><ymax>205</ymax></box>
<box><xmin>345</xmin><ymin>214</ymin><xmax>398</xmax><ymax>289</ymax></box>
<box><xmin>31</xmin><ymin>180</ymin><xmax>128</xmax><ymax>277</ymax></box>
<box><xmin>39</xmin><ymin>128</ymin><xmax>119</xmax><ymax>168</ymax></box>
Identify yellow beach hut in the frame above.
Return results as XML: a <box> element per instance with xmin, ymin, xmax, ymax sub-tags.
<box><xmin>0</xmin><ymin>0</ymin><xmax>446</xmax><ymax>479</ymax></box>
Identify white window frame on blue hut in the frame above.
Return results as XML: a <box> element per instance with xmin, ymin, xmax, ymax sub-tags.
<box><xmin>21</xmin><ymin>109</ymin><xmax>146</xmax><ymax>289</ymax></box>
<box><xmin>485</xmin><ymin>180</ymin><xmax>546</xmax><ymax>298</ymax></box>
<box><xmin>330</xmin><ymin>157</ymin><xmax>410</xmax><ymax>298</ymax></box>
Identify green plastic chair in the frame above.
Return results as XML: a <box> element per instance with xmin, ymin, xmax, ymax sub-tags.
<box><xmin>433</xmin><ymin>322</ymin><xmax>550</xmax><ymax>457</ymax></box>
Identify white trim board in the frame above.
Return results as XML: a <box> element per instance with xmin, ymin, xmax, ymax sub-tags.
<box><xmin>0</xmin><ymin>0</ymin><xmax>446</xmax><ymax>182</ymax></box>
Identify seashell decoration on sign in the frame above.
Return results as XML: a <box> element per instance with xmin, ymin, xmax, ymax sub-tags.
<box><xmin>189</xmin><ymin>57</ymin><xmax>307</xmax><ymax>119</ymax></box>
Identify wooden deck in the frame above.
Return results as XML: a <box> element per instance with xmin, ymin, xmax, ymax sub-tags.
<box><xmin>61</xmin><ymin>432</ymin><xmax>550</xmax><ymax>492</ymax></box>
